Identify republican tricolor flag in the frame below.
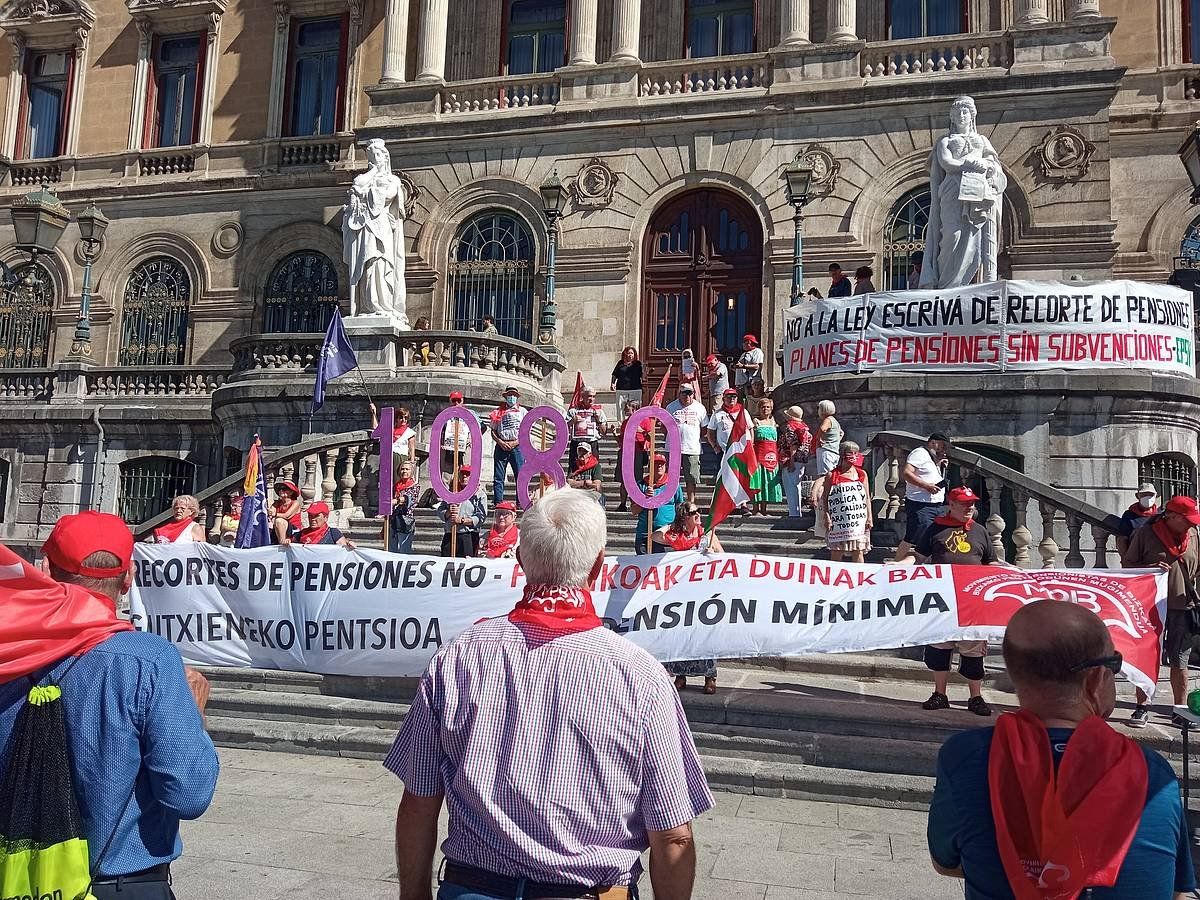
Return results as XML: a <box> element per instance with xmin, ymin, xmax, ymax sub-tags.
<box><xmin>234</xmin><ymin>436</ymin><xmax>271</xmax><ymax>549</ymax></box>
<box><xmin>706</xmin><ymin>406</ymin><xmax>758</xmax><ymax>532</ymax></box>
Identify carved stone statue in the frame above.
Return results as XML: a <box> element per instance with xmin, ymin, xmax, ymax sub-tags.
<box><xmin>343</xmin><ymin>138</ymin><xmax>409</xmax><ymax>327</ymax></box>
<box><xmin>919</xmin><ymin>96</ymin><xmax>1007</xmax><ymax>290</ymax></box>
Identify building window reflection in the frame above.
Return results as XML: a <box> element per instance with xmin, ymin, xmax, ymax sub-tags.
<box><xmin>687</xmin><ymin>0</ymin><xmax>754</xmax><ymax>58</ymax></box>
<box><xmin>888</xmin><ymin>0</ymin><xmax>964</xmax><ymax>39</ymax></box>
<box><xmin>504</xmin><ymin>0</ymin><xmax>566</xmax><ymax>75</ymax></box>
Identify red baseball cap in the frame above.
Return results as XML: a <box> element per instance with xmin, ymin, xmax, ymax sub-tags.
<box><xmin>307</xmin><ymin>501</ymin><xmax>330</xmax><ymax>518</ymax></box>
<box><xmin>1166</xmin><ymin>495</ymin><xmax>1200</xmax><ymax>526</ymax></box>
<box><xmin>722</xmin><ymin>388</ymin><xmax>739</xmax><ymax>397</ymax></box>
<box><xmin>743</xmin><ymin>334</ymin><xmax>759</xmax><ymax>345</ymax></box>
<box><xmin>459</xmin><ymin>464</ymin><xmax>472</xmax><ymax>475</ymax></box>
<box><xmin>42</xmin><ymin>511</ymin><xmax>134</xmax><ymax>578</ymax></box>
<box><xmin>948</xmin><ymin>486</ymin><xmax>980</xmax><ymax>504</ymax></box>
<box><xmin>705</xmin><ymin>354</ymin><xmax>719</xmax><ymax>364</ymax></box>
<box><xmin>652</xmin><ymin>453</ymin><xmax>667</xmax><ymax>464</ymax></box>
<box><xmin>449</xmin><ymin>391</ymin><xmax>464</xmax><ymax>401</ymax></box>
<box><xmin>496</xmin><ymin>501</ymin><xmax>518</xmax><ymax>512</ymax></box>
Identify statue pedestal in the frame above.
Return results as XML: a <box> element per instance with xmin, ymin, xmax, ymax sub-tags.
<box><xmin>344</xmin><ymin>316</ymin><xmax>402</xmax><ymax>372</ymax></box>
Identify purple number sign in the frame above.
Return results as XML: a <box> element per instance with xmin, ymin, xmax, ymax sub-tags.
<box><xmin>429</xmin><ymin>407</ymin><xmax>483</xmax><ymax>504</ymax></box>
<box><xmin>621</xmin><ymin>405</ymin><xmax>682</xmax><ymax>510</ymax></box>
<box><xmin>516</xmin><ymin>405</ymin><xmax>568</xmax><ymax>509</ymax></box>
<box><xmin>371</xmin><ymin>406</ymin><xmax>395</xmax><ymax>516</ymax></box>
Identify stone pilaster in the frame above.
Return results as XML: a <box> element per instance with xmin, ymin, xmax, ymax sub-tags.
<box><xmin>1014</xmin><ymin>0</ymin><xmax>1050</xmax><ymax>24</ymax></box>
<box><xmin>610</xmin><ymin>0</ymin><xmax>640</xmax><ymax>62</ymax></box>
<box><xmin>1068</xmin><ymin>0</ymin><xmax>1100</xmax><ymax>18</ymax></box>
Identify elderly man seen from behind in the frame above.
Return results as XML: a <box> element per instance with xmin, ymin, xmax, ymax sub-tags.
<box><xmin>387</xmin><ymin>486</ymin><xmax>713</xmax><ymax>900</ymax></box>
<box><xmin>928</xmin><ymin>600</ymin><xmax>1195</xmax><ymax>898</ymax></box>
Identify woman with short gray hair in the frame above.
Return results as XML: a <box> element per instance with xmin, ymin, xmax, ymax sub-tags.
<box><xmin>150</xmin><ymin>494</ymin><xmax>207</xmax><ymax>543</ymax></box>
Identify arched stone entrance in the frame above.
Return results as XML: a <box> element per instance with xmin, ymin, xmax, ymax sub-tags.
<box><xmin>640</xmin><ymin>188</ymin><xmax>763</xmax><ymax>397</ymax></box>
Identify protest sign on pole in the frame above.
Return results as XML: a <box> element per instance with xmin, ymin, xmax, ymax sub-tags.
<box><xmin>128</xmin><ymin>545</ymin><xmax>1169</xmax><ymax>698</ymax></box>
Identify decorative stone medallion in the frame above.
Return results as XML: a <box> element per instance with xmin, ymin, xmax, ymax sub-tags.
<box><xmin>572</xmin><ymin>158</ymin><xmax>618</xmax><ymax>209</ymax></box>
<box><xmin>1034</xmin><ymin>125</ymin><xmax>1096</xmax><ymax>182</ymax></box>
<box><xmin>794</xmin><ymin>145</ymin><xmax>841</xmax><ymax>196</ymax></box>
<box><xmin>398</xmin><ymin>171</ymin><xmax>420</xmax><ymax>219</ymax></box>
<box><xmin>212</xmin><ymin>221</ymin><xmax>243</xmax><ymax>257</ymax></box>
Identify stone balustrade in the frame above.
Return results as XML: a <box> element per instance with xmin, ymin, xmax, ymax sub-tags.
<box><xmin>10</xmin><ymin>163</ymin><xmax>63</xmax><ymax>187</ymax></box>
<box><xmin>398</xmin><ymin>330</ymin><xmax>562</xmax><ymax>380</ymax></box>
<box><xmin>230</xmin><ymin>333</ymin><xmax>325</xmax><ymax>376</ymax></box>
<box><xmin>138</xmin><ymin>152</ymin><xmax>196</xmax><ymax>177</ymax></box>
<box><xmin>639</xmin><ymin>54</ymin><xmax>771</xmax><ymax>97</ymax></box>
<box><xmin>861</xmin><ymin>31</ymin><xmax>1010</xmax><ymax>78</ymax></box>
<box><xmin>0</xmin><ymin>368</ymin><xmax>55</xmax><ymax>401</ymax></box>
<box><xmin>871</xmin><ymin>430</ymin><xmax>1122</xmax><ymax>568</ymax></box>
<box><xmin>85</xmin><ymin>367</ymin><xmax>227</xmax><ymax>398</ymax></box>
<box><xmin>440</xmin><ymin>74</ymin><xmax>561</xmax><ymax>114</ymax></box>
<box><xmin>278</xmin><ymin>135</ymin><xmax>348</xmax><ymax>168</ymax></box>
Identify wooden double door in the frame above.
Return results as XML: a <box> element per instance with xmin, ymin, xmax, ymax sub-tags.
<box><xmin>640</xmin><ymin>189</ymin><xmax>763</xmax><ymax>400</ymax></box>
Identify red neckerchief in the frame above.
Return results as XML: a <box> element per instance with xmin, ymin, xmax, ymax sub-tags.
<box><xmin>394</xmin><ymin>478</ymin><xmax>417</xmax><ymax>496</ymax></box>
<box><xmin>508</xmin><ymin>583</ymin><xmax>602</xmax><ymax>635</ymax></box>
<box><xmin>1151</xmin><ymin>517</ymin><xmax>1190</xmax><ymax>560</ymax></box>
<box><xmin>989</xmin><ymin>709</ymin><xmax>1147</xmax><ymax>899</ymax></box>
<box><xmin>0</xmin><ymin>544</ymin><xmax>135</xmax><ymax>684</ymax></box>
<box><xmin>933</xmin><ymin>513</ymin><xmax>973</xmax><ymax>528</ymax></box>
<box><xmin>484</xmin><ymin>524</ymin><xmax>519</xmax><ymax>558</ymax></box>
<box><xmin>153</xmin><ymin>516</ymin><xmax>194</xmax><ymax>542</ymax></box>
<box><xmin>297</xmin><ymin>523</ymin><xmax>330</xmax><ymax>545</ymax></box>
<box><xmin>570</xmin><ymin>454</ymin><xmax>599</xmax><ymax>477</ymax></box>
<box><xmin>1126</xmin><ymin>502</ymin><xmax>1157</xmax><ymax>520</ymax></box>
<box><xmin>664</xmin><ymin>527</ymin><xmax>703</xmax><ymax>551</ymax></box>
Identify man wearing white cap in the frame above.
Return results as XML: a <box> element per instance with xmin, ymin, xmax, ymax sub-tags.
<box><xmin>1115</xmin><ymin>482</ymin><xmax>1159</xmax><ymax>557</ymax></box>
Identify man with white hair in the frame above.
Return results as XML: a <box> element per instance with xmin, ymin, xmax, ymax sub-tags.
<box><xmin>387</xmin><ymin>487</ymin><xmax>712</xmax><ymax>900</ymax></box>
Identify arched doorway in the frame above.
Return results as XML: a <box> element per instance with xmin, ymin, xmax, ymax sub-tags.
<box><xmin>640</xmin><ymin>188</ymin><xmax>763</xmax><ymax>397</ymax></box>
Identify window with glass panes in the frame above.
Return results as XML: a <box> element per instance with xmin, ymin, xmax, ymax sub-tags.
<box><xmin>149</xmin><ymin>35</ymin><xmax>201</xmax><ymax>148</ymax></box>
<box><xmin>883</xmin><ymin>189</ymin><xmax>931</xmax><ymax>291</ymax></box>
<box><xmin>449</xmin><ymin>212</ymin><xmax>536</xmax><ymax>343</ymax></box>
<box><xmin>687</xmin><ymin>0</ymin><xmax>754</xmax><ymax>58</ymax></box>
<box><xmin>287</xmin><ymin>17</ymin><xmax>344</xmax><ymax>137</ymax></box>
<box><xmin>505</xmin><ymin>0</ymin><xmax>566</xmax><ymax>74</ymax></box>
<box><xmin>888</xmin><ymin>0</ymin><xmax>964</xmax><ymax>39</ymax></box>
<box><xmin>263</xmin><ymin>251</ymin><xmax>339</xmax><ymax>333</ymax></box>
<box><xmin>119</xmin><ymin>257</ymin><xmax>191</xmax><ymax>367</ymax></box>
<box><xmin>20</xmin><ymin>50</ymin><xmax>69</xmax><ymax>159</ymax></box>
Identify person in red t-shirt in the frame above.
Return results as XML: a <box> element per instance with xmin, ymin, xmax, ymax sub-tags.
<box><xmin>271</xmin><ymin>481</ymin><xmax>303</xmax><ymax>546</ymax></box>
<box><xmin>481</xmin><ymin>501</ymin><xmax>520</xmax><ymax>559</ymax></box>
<box><xmin>656</xmin><ymin>502</ymin><xmax>723</xmax><ymax>694</ymax></box>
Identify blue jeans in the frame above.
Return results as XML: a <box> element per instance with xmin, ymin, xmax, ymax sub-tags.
<box><xmin>439</xmin><ymin>882</ymin><xmax>639</xmax><ymax>900</ymax></box>
<box><xmin>493</xmin><ymin>445</ymin><xmax>524</xmax><ymax>506</ymax></box>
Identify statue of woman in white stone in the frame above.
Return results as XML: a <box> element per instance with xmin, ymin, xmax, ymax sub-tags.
<box><xmin>919</xmin><ymin>96</ymin><xmax>1007</xmax><ymax>289</ymax></box>
<box><xmin>343</xmin><ymin>138</ymin><xmax>409</xmax><ymax>326</ymax></box>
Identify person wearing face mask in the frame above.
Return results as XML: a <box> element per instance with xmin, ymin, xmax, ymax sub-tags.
<box><xmin>489</xmin><ymin>387</ymin><xmax>527</xmax><ymax>507</ymax></box>
<box><xmin>927</xmin><ymin>600</ymin><xmax>1195</xmax><ymax>900</ymax></box>
<box><xmin>1116</xmin><ymin>483</ymin><xmax>1159</xmax><ymax>557</ymax></box>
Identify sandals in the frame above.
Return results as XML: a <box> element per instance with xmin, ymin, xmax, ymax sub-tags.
<box><xmin>674</xmin><ymin>675</ymin><xmax>687</xmax><ymax>691</ymax></box>
<box><xmin>703</xmin><ymin>677</ymin><xmax>717</xmax><ymax>695</ymax></box>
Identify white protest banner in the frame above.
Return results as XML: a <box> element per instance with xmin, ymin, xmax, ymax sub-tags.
<box><xmin>782</xmin><ymin>280</ymin><xmax>1195</xmax><ymax>382</ymax></box>
<box><xmin>129</xmin><ymin>545</ymin><xmax>1169</xmax><ymax>697</ymax></box>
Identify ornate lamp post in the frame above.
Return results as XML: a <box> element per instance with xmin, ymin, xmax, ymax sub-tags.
<box><xmin>67</xmin><ymin>202</ymin><xmax>109</xmax><ymax>357</ymax></box>
<box><xmin>1172</xmin><ymin>125</ymin><xmax>1200</xmax><ymax>309</ymax></box>
<box><xmin>538</xmin><ymin>171</ymin><xmax>568</xmax><ymax>348</ymax></box>
<box><xmin>783</xmin><ymin>158</ymin><xmax>816</xmax><ymax>307</ymax></box>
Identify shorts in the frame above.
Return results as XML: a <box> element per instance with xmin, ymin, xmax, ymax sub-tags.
<box><xmin>680</xmin><ymin>454</ymin><xmax>701</xmax><ymax>486</ymax></box>
<box><xmin>1163</xmin><ymin>608</ymin><xmax>1193</xmax><ymax>669</ymax></box>
<box><xmin>905</xmin><ymin>499</ymin><xmax>943</xmax><ymax>543</ymax></box>
<box><xmin>924</xmin><ymin>641</ymin><xmax>987</xmax><ymax>681</ymax></box>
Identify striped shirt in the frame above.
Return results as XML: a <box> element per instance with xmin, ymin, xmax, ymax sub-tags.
<box><xmin>383</xmin><ymin>616</ymin><xmax>713</xmax><ymax>887</ymax></box>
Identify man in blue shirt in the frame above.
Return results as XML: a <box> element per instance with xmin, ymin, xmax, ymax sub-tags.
<box><xmin>927</xmin><ymin>599</ymin><xmax>1195</xmax><ymax>899</ymax></box>
<box><xmin>0</xmin><ymin>512</ymin><xmax>219</xmax><ymax>899</ymax></box>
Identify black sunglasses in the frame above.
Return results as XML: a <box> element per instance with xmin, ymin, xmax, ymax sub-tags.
<box><xmin>1068</xmin><ymin>652</ymin><xmax>1122</xmax><ymax>675</ymax></box>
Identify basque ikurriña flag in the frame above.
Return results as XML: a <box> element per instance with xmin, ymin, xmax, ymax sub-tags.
<box><xmin>234</xmin><ymin>437</ymin><xmax>271</xmax><ymax>549</ymax></box>
<box><xmin>706</xmin><ymin>407</ymin><xmax>758</xmax><ymax>532</ymax></box>
<box><xmin>312</xmin><ymin>312</ymin><xmax>359</xmax><ymax>414</ymax></box>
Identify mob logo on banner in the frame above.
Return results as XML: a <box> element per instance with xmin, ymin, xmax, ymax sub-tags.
<box><xmin>950</xmin><ymin>568</ymin><xmax>1165</xmax><ymax>696</ymax></box>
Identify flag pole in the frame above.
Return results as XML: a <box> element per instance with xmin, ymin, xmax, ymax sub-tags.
<box><xmin>449</xmin><ymin>418</ymin><xmax>461</xmax><ymax>559</ymax></box>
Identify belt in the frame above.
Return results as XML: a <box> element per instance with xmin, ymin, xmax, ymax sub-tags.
<box><xmin>93</xmin><ymin>863</ymin><xmax>171</xmax><ymax>885</ymax></box>
<box><xmin>442</xmin><ymin>861</ymin><xmax>629</xmax><ymax>900</ymax></box>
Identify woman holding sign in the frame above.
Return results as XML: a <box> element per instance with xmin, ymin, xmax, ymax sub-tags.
<box><xmin>819</xmin><ymin>441</ymin><xmax>873</xmax><ymax>563</ymax></box>
<box><xmin>656</xmin><ymin>502</ymin><xmax>724</xmax><ymax>694</ymax></box>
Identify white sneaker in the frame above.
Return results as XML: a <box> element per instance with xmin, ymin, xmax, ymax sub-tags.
<box><xmin>1129</xmin><ymin>705</ymin><xmax>1150</xmax><ymax>728</ymax></box>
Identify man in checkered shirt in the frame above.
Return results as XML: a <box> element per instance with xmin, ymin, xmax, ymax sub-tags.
<box><xmin>386</xmin><ymin>487</ymin><xmax>712</xmax><ymax>900</ymax></box>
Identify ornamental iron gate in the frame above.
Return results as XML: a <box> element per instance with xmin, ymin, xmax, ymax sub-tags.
<box><xmin>1139</xmin><ymin>454</ymin><xmax>1196</xmax><ymax>501</ymax></box>
<box><xmin>263</xmin><ymin>251</ymin><xmax>339</xmax><ymax>333</ymax></box>
<box><xmin>449</xmin><ymin>211</ymin><xmax>536</xmax><ymax>344</ymax></box>
<box><xmin>883</xmin><ymin>188</ymin><xmax>930</xmax><ymax>291</ymax></box>
<box><xmin>0</xmin><ymin>264</ymin><xmax>53</xmax><ymax>369</ymax></box>
<box><xmin>119</xmin><ymin>257</ymin><xmax>191</xmax><ymax>367</ymax></box>
<box><xmin>118</xmin><ymin>456</ymin><xmax>196</xmax><ymax>524</ymax></box>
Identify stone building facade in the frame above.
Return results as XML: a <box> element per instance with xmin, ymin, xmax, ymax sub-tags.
<box><xmin>0</xmin><ymin>0</ymin><xmax>1197</xmax><ymax>550</ymax></box>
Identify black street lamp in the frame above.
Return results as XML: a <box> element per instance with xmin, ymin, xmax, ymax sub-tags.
<box><xmin>68</xmin><ymin>202</ymin><xmax>109</xmax><ymax>357</ymax></box>
<box><xmin>784</xmin><ymin>158</ymin><xmax>816</xmax><ymax>307</ymax></box>
<box><xmin>1172</xmin><ymin>124</ymin><xmax>1200</xmax><ymax>306</ymax></box>
<box><xmin>538</xmin><ymin>171</ymin><xmax>567</xmax><ymax>348</ymax></box>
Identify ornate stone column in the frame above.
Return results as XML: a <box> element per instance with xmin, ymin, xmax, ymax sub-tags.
<box><xmin>415</xmin><ymin>0</ymin><xmax>449</xmax><ymax>81</ymax></box>
<box><xmin>827</xmin><ymin>0</ymin><xmax>857</xmax><ymax>43</ymax></box>
<box><xmin>1013</xmin><ymin>0</ymin><xmax>1049</xmax><ymax>24</ymax></box>
<box><xmin>779</xmin><ymin>0</ymin><xmax>811</xmax><ymax>46</ymax></box>
<box><xmin>1068</xmin><ymin>0</ymin><xmax>1101</xmax><ymax>18</ymax></box>
<box><xmin>382</xmin><ymin>0</ymin><xmax>409</xmax><ymax>82</ymax></box>
<box><xmin>610</xmin><ymin>0</ymin><xmax>641</xmax><ymax>62</ymax></box>
<box><xmin>569</xmin><ymin>0</ymin><xmax>598</xmax><ymax>65</ymax></box>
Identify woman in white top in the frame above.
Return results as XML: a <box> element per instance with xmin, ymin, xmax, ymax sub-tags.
<box><xmin>811</xmin><ymin>400</ymin><xmax>843</xmax><ymax>540</ymax></box>
<box><xmin>150</xmin><ymin>494</ymin><xmax>207</xmax><ymax>543</ymax></box>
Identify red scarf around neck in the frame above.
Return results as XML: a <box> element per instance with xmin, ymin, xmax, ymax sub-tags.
<box><xmin>1125</xmin><ymin>501</ymin><xmax>1157</xmax><ymax>520</ymax></box>
<box><xmin>988</xmin><ymin>709</ymin><xmax>1147</xmax><ymax>899</ymax></box>
<box><xmin>484</xmin><ymin>524</ymin><xmax>519</xmax><ymax>559</ymax></box>
<box><xmin>508</xmin><ymin>583</ymin><xmax>602</xmax><ymax>635</ymax></box>
<box><xmin>933</xmin><ymin>513</ymin><xmax>974</xmax><ymax>528</ymax></box>
<box><xmin>1151</xmin><ymin>517</ymin><xmax>1191</xmax><ymax>560</ymax></box>
<box><xmin>154</xmin><ymin>516</ymin><xmax>194</xmax><ymax>542</ymax></box>
<box><xmin>0</xmin><ymin>544</ymin><xmax>134</xmax><ymax>683</ymax></box>
<box><xmin>570</xmin><ymin>454</ymin><xmax>599</xmax><ymax>477</ymax></box>
<box><xmin>297</xmin><ymin>523</ymin><xmax>330</xmax><ymax>545</ymax></box>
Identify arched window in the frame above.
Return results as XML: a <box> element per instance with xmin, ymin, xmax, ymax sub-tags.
<box><xmin>118</xmin><ymin>455</ymin><xmax>196</xmax><ymax>524</ymax></box>
<box><xmin>120</xmin><ymin>257</ymin><xmax>191</xmax><ymax>367</ymax></box>
<box><xmin>883</xmin><ymin>188</ymin><xmax>930</xmax><ymax>291</ymax></box>
<box><xmin>263</xmin><ymin>251</ymin><xmax>339</xmax><ymax>333</ymax></box>
<box><xmin>888</xmin><ymin>0</ymin><xmax>965</xmax><ymax>39</ymax></box>
<box><xmin>504</xmin><ymin>0</ymin><xmax>566</xmax><ymax>75</ymax></box>
<box><xmin>687</xmin><ymin>0</ymin><xmax>755</xmax><ymax>58</ymax></box>
<box><xmin>448</xmin><ymin>211</ymin><xmax>536</xmax><ymax>343</ymax></box>
<box><xmin>1139</xmin><ymin>453</ymin><xmax>1196</xmax><ymax>501</ymax></box>
<box><xmin>0</xmin><ymin>264</ymin><xmax>53</xmax><ymax>369</ymax></box>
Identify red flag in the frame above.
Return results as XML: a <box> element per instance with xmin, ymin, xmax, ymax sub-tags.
<box><xmin>650</xmin><ymin>364</ymin><xmax>672</xmax><ymax>407</ymax></box>
<box><xmin>569</xmin><ymin>371</ymin><xmax>584</xmax><ymax>409</ymax></box>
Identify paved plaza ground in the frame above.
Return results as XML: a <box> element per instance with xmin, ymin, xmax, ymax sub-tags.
<box><xmin>174</xmin><ymin>747</ymin><xmax>962</xmax><ymax>900</ymax></box>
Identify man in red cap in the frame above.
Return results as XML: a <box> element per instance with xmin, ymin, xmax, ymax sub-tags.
<box><xmin>1123</xmin><ymin>493</ymin><xmax>1200</xmax><ymax>727</ymax></box>
<box><xmin>733</xmin><ymin>334</ymin><xmax>764</xmax><ymax>402</ymax></box>
<box><xmin>0</xmin><ymin>512</ymin><xmax>218</xmax><ymax>898</ymax></box>
<box><xmin>481</xmin><ymin>500</ymin><xmax>520</xmax><ymax>559</ymax></box>
<box><xmin>296</xmin><ymin>501</ymin><xmax>356</xmax><ymax>548</ymax></box>
<box><xmin>440</xmin><ymin>390</ymin><xmax>475</xmax><ymax>484</ymax></box>
<box><xmin>898</xmin><ymin>486</ymin><xmax>1004</xmax><ymax>715</ymax></box>
<box><xmin>435</xmin><ymin>464</ymin><xmax>488</xmax><ymax>558</ymax></box>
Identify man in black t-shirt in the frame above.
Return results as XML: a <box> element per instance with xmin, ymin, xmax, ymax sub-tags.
<box><xmin>898</xmin><ymin>486</ymin><xmax>1002</xmax><ymax>716</ymax></box>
